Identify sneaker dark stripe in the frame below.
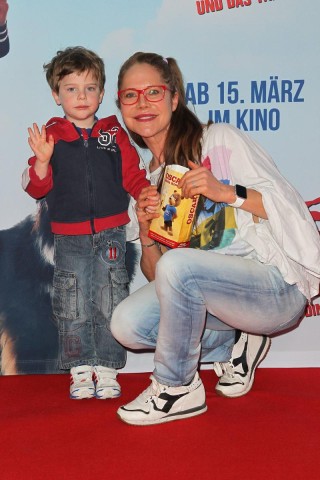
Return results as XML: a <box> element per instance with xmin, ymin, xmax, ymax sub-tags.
<box><xmin>153</xmin><ymin>392</ymin><xmax>189</xmax><ymax>413</ymax></box>
<box><xmin>166</xmin><ymin>402</ymin><xmax>207</xmax><ymax>419</ymax></box>
<box><xmin>248</xmin><ymin>336</ymin><xmax>270</xmax><ymax>381</ymax></box>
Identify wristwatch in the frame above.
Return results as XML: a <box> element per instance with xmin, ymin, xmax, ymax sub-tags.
<box><xmin>229</xmin><ymin>184</ymin><xmax>247</xmax><ymax>208</ymax></box>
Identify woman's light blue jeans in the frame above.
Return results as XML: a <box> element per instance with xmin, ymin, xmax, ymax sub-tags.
<box><xmin>111</xmin><ymin>248</ymin><xmax>307</xmax><ymax>386</ymax></box>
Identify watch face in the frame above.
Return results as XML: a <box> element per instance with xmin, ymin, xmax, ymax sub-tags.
<box><xmin>236</xmin><ymin>184</ymin><xmax>247</xmax><ymax>199</ymax></box>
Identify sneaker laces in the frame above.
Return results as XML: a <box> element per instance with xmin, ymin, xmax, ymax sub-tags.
<box><xmin>213</xmin><ymin>361</ymin><xmax>235</xmax><ymax>379</ymax></box>
<box><xmin>71</xmin><ymin>366</ymin><xmax>93</xmax><ymax>384</ymax></box>
<box><xmin>137</xmin><ymin>375</ymin><xmax>165</xmax><ymax>404</ymax></box>
<box><xmin>140</xmin><ymin>374</ymin><xmax>200</xmax><ymax>402</ymax></box>
<box><xmin>94</xmin><ymin>367</ymin><xmax>118</xmax><ymax>388</ymax></box>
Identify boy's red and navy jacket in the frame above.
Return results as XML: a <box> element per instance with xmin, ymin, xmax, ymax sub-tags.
<box><xmin>22</xmin><ymin>116</ymin><xmax>150</xmax><ymax>235</ymax></box>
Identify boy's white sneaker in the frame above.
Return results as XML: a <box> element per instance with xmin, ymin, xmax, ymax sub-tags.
<box><xmin>117</xmin><ymin>372</ymin><xmax>207</xmax><ymax>426</ymax></box>
<box><xmin>93</xmin><ymin>366</ymin><xmax>121</xmax><ymax>399</ymax></box>
<box><xmin>70</xmin><ymin>365</ymin><xmax>95</xmax><ymax>399</ymax></box>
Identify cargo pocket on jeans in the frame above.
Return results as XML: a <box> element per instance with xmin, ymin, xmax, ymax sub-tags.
<box><xmin>52</xmin><ymin>270</ymin><xmax>78</xmax><ymax>320</ymax></box>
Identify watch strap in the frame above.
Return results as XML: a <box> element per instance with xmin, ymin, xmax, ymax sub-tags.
<box><xmin>229</xmin><ymin>196</ymin><xmax>246</xmax><ymax>208</ymax></box>
<box><xmin>229</xmin><ymin>184</ymin><xmax>247</xmax><ymax>208</ymax></box>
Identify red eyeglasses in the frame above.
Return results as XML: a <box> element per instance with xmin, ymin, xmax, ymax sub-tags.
<box><xmin>117</xmin><ymin>85</ymin><xmax>169</xmax><ymax>105</ymax></box>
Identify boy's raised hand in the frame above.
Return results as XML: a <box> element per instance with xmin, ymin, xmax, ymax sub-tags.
<box><xmin>0</xmin><ymin>1</ymin><xmax>9</xmax><ymax>26</ymax></box>
<box><xmin>28</xmin><ymin>123</ymin><xmax>54</xmax><ymax>180</ymax></box>
<box><xmin>28</xmin><ymin>123</ymin><xmax>54</xmax><ymax>165</ymax></box>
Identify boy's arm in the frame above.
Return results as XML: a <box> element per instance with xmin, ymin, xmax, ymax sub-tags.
<box><xmin>22</xmin><ymin>123</ymin><xmax>54</xmax><ymax>199</ymax></box>
<box><xmin>22</xmin><ymin>160</ymin><xmax>53</xmax><ymax>199</ymax></box>
<box><xmin>117</xmin><ymin>127</ymin><xmax>150</xmax><ymax>199</ymax></box>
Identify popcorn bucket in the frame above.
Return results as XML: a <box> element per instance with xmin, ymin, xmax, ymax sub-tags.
<box><xmin>148</xmin><ymin>165</ymin><xmax>199</xmax><ymax>248</ymax></box>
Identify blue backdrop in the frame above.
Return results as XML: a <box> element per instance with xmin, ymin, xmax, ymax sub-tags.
<box><xmin>0</xmin><ymin>0</ymin><xmax>319</xmax><ymax>374</ymax></box>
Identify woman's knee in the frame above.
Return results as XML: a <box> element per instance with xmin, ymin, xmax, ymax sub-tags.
<box><xmin>111</xmin><ymin>281</ymin><xmax>159</xmax><ymax>348</ymax></box>
<box><xmin>156</xmin><ymin>249</ymin><xmax>188</xmax><ymax>283</ymax></box>
<box><xmin>110</xmin><ymin>298</ymin><xmax>132</xmax><ymax>346</ymax></box>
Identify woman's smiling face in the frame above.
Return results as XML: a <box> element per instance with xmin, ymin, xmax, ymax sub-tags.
<box><xmin>119</xmin><ymin>63</ymin><xmax>178</xmax><ymax>149</ymax></box>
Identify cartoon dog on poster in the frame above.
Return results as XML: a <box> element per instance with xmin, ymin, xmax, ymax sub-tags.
<box><xmin>0</xmin><ymin>199</ymin><xmax>139</xmax><ymax>375</ymax></box>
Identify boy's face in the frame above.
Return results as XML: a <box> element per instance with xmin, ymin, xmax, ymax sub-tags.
<box><xmin>52</xmin><ymin>70</ymin><xmax>104</xmax><ymax>128</ymax></box>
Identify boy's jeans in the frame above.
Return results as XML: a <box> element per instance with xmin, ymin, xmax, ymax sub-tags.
<box><xmin>111</xmin><ymin>248</ymin><xmax>307</xmax><ymax>386</ymax></box>
<box><xmin>53</xmin><ymin>227</ymin><xmax>128</xmax><ymax>370</ymax></box>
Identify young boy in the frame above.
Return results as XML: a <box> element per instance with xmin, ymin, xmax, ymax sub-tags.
<box><xmin>22</xmin><ymin>46</ymin><xmax>150</xmax><ymax>399</ymax></box>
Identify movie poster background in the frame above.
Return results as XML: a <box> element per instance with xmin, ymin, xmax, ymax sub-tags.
<box><xmin>0</xmin><ymin>0</ymin><xmax>319</xmax><ymax>374</ymax></box>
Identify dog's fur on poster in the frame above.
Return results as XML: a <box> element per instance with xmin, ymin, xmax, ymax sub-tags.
<box><xmin>0</xmin><ymin>200</ymin><xmax>139</xmax><ymax>375</ymax></box>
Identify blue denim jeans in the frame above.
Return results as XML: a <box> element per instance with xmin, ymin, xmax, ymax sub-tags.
<box><xmin>111</xmin><ymin>248</ymin><xmax>307</xmax><ymax>386</ymax></box>
<box><xmin>53</xmin><ymin>227</ymin><xmax>128</xmax><ymax>370</ymax></box>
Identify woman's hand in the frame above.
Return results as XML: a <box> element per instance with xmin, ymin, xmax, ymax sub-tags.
<box><xmin>179</xmin><ymin>160</ymin><xmax>234</xmax><ymax>204</ymax></box>
<box><xmin>135</xmin><ymin>186</ymin><xmax>162</xmax><ymax>281</ymax></box>
<box><xmin>135</xmin><ymin>186</ymin><xmax>160</xmax><ymax>237</ymax></box>
<box><xmin>179</xmin><ymin>160</ymin><xmax>267</xmax><ymax>219</ymax></box>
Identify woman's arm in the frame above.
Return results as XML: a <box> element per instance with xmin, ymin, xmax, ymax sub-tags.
<box><xmin>139</xmin><ymin>234</ymin><xmax>162</xmax><ymax>281</ymax></box>
<box><xmin>135</xmin><ymin>186</ymin><xmax>162</xmax><ymax>281</ymax></box>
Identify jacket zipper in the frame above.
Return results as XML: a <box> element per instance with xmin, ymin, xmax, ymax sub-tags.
<box><xmin>80</xmin><ymin>128</ymin><xmax>96</xmax><ymax>234</ymax></box>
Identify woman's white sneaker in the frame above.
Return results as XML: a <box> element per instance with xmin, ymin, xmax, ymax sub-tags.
<box><xmin>213</xmin><ymin>333</ymin><xmax>271</xmax><ymax>398</ymax></box>
<box><xmin>117</xmin><ymin>372</ymin><xmax>207</xmax><ymax>426</ymax></box>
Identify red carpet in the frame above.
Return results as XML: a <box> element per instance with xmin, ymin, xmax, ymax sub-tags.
<box><xmin>1</xmin><ymin>369</ymin><xmax>320</xmax><ymax>480</ymax></box>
